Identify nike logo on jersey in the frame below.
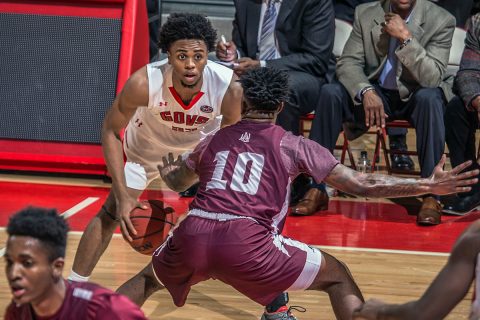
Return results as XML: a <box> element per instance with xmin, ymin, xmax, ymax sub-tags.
<box><xmin>159</xmin><ymin>111</ymin><xmax>209</xmax><ymax>126</ymax></box>
<box><xmin>239</xmin><ymin>132</ymin><xmax>251</xmax><ymax>143</ymax></box>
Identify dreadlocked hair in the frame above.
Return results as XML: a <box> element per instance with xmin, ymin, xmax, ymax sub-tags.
<box><xmin>158</xmin><ymin>13</ymin><xmax>217</xmax><ymax>53</ymax></box>
<box><xmin>238</xmin><ymin>67</ymin><xmax>290</xmax><ymax>111</ymax></box>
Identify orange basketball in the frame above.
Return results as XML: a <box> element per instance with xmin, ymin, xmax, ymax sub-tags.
<box><xmin>124</xmin><ymin>199</ymin><xmax>175</xmax><ymax>255</ymax></box>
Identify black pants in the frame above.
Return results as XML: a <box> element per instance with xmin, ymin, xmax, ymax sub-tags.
<box><xmin>275</xmin><ymin>71</ymin><xmax>326</xmax><ymax>135</ymax></box>
<box><xmin>310</xmin><ymin>82</ymin><xmax>446</xmax><ymax>178</ymax></box>
<box><xmin>445</xmin><ymin>96</ymin><xmax>480</xmax><ymax>191</ymax></box>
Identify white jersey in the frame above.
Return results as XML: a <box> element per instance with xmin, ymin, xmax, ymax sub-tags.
<box><xmin>471</xmin><ymin>253</ymin><xmax>480</xmax><ymax>320</ymax></box>
<box><xmin>123</xmin><ymin>59</ymin><xmax>233</xmax><ymax>189</ymax></box>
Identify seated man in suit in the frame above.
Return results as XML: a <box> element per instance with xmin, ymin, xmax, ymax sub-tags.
<box><xmin>310</xmin><ymin>0</ymin><xmax>455</xmax><ymax>225</ymax></box>
<box><xmin>444</xmin><ymin>13</ymin><xmax>480</xmax><ymax>215</ymax></box>
<box><xmin>216</xmin><ymin>0</ymin><xmax>336</xmax><ymax>215</ymax></box>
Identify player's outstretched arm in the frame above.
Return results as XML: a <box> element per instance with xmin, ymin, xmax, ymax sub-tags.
<box><xmin>324</xmin><ymin>155</ymin><xmax>479</xmax><ymax>198</ymax></box>
<box><xmin>158</xmin><ymin>153</ymin><xmax>198</xmax><ymax>192</ymax></box>
<box><xmin>353</xmin><ymin>220</ymin><xmax>480</xmax><ymax>320</ymax></box>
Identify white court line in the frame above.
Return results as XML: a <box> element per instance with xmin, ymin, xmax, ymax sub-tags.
<box><xmin>0</xmin><ymin>197</ymin><xmax>99</xmax><ymax>257</ymax></box>
<box><xmin>318</xmin><ymin>244</ymin><xmax>449</xmax><ymax>257</ymax></box>
<box><xmin>60</xmin><ymin>197</ymin><xmax>99</xmax><ymax>219</ymax></box>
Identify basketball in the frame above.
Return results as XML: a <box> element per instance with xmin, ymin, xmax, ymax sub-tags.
<box><xmin>124</xmin><ymin>199</ymin><xmax>175</xmax><ymax>255</ymax></box>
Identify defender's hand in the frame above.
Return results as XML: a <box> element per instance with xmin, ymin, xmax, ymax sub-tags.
<box><xmin>426</xmin><ymin>155</ymin><xmax>479</xmax><ymax>195</ymax></box>
<box><xmin>158</xmin><ymin>152</ymin><xmax>183</xmax><ymax>180</ymax></box>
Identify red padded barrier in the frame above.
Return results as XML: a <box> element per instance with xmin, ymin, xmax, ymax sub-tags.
<box><xmin>0</xmin><ymin>0</ymin><xmax>149</xmax><ymax>176</ymax></box>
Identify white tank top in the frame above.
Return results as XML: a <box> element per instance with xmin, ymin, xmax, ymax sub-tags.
<box><xmin>123</xmin><ymin>59</ymin><xmax>233</xmax><ymax>165</ymax></box>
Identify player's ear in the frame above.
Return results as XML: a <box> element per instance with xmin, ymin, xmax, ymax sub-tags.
<box><xmin>167</xmin><ymin>51</ymin><xmax>171</xmax><ymax>64</ymax></box>
<box><xmin>51</xmin><ymin>257</ymin><xmax>65</xmax><ymax>282</ymax></box>
<box><xmin>276</xmin><ymin>102</ymin><xmax>284</xmax><ymax>115</ymax></box>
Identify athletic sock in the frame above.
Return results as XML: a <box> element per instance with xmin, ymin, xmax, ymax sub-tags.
<box><xmin>67</xmin><ymin>270</ymin><xmax>90</xmax><ymax>282</ymax></box>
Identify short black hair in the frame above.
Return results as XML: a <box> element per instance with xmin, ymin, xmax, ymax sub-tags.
<box><xmin>7</xmin><ymin>207</ymin><xmax>69</xmax><ymax>261</ymax></box>
<box><xmin>158</xmin><ymin>13</ymin><xmax>217</xmax><ymax>53</ymax></box>
<box><xmin>238</xmin><ymin>68</ymin><xmax>290</xmax><ymax>111</ymax></box>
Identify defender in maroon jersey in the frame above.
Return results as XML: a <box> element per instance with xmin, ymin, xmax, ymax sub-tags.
<box><xmin>4</xmin><ymin>207</ymin><xmax>146</xmax><ymax>320</ymax></box>
<box><xmin>117</xmin><ymin>68</ymin><xmax>479</xmax><ymax>320</ymax></box>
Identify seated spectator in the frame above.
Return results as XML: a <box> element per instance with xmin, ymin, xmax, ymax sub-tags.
<box><xmin>353</xmin><ymin>219</ymin><xmax>480</xmax><ymax>319</ymax></box>
<box><xmin>216</xmin><ymin>0</ymin><xmax>336</xmax><ymax>214</ymax></box>
<box><xmin>310</xmin><ymin>0</ymin><xmax>455</xmax><ymax>225</ymax></box>
<box><xmin>444</xmin><ymin>13</ymin><xmax>480</xmax><ymax>215</ymax></box>
<box><xmin>4</xmin><ymin>206</ymin><xmax>147</xmax><ymax>320</ymax></box>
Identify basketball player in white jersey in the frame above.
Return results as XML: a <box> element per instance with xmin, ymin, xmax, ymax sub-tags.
<box><xmin>68</xmin><ymin>13</ymin><xmax>242</xmax><ymax>282</ymax></box>
<box><xmin>353</xmin><ymin>219</ymin><xmax>480</xmax><ymax>320</ymax></box>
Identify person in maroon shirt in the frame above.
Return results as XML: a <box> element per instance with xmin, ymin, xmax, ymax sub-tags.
<box><xmin>116</xmin><ymin>68</ymin><xmax>479</xmax><ymax>320</ymax></box>
<box><xmin>4</xmin><ymin>207</ymin><xmax>146</xmax><ymax>320</ymax></box>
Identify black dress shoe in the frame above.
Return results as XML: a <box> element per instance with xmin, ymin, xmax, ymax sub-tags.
<box><xmin>443</xmin><ymin>190</ymin><xmax>480</xmax><ymax>215</ymax></box>
<box><xmin>389</xmin><ymin>136</ymin><xmax>414</xmax><ymax>171</ymax></box>
<box><xmin>290</xmin><ymin>174</ymin><xmax>313</xmax><ymax>205</ymax></box>
<box><xmin>390</xmin><ymin>154</ymin><xmax>415</xmax><ymax>171</ymax></box>
<box><xmin>179</xmin><ymin>183</ymin><xmax>199</xmax><ymax>197</ymax></box>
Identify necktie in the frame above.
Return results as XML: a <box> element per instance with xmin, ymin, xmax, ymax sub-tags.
<box><xmin>259</xmin><ymin>0</ymin><xmax>278</xmax><ymax>60</ymax></box>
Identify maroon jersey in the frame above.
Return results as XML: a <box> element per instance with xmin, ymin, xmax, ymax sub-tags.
<box><xmin>187</xmin><ymin>120</ymin><xmax>338</xmax><ymax>232</ymax></box>
<box><xmin>4</xmin><ymin>281</ymin><xmax>146</xmax><ymax>320</ymax></box>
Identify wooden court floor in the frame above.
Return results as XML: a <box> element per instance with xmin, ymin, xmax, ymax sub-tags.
<box><xmin>0</xmin><ymin>231</ymin><xmax>473</xmax><ymax>319</ymax></box>
<box><xmin>0</xmin><ymin>129</ymin><xmax>478</xmax><ymax>319</ymax></box>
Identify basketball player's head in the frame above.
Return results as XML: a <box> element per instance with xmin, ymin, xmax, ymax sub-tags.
<box><xmin>159</xmin><ymin>13</ymin><xmax>217</xmax><ymax>89</ymax></box>
<box><xmin>5</xmin><ymin>207</ymin><xmax>69</xmax><ymax>306</ymax></box>
<box><xmin>238</xmin><ymin>67</ymin><xmax>290</xmax><ymax>118</ymax></box>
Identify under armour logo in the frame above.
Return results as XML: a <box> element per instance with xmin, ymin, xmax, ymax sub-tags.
<box><xmin>135</xmin><ymin>118</ymin><xmax>143</xmax><ymax>127</ymax></box>
<box><xmin>239</xmin><ymin>132</ymin><xmax>251</xmax><ymax>143</ymax></box>
<box><xmin>158</xmin><ymin>101</ymin><xmax>168</xmax><ymax>107</ymax></box>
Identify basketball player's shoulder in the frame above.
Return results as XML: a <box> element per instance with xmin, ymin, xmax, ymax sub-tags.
<box><xmin>124</xmin><ymin>66</ymin><xmax>149</xmax><ymax>94</ymax></box>
<box><xmin>205</xmin><ymin>61</ymin><xmax>234</xmax><ymax>81</ymax></box>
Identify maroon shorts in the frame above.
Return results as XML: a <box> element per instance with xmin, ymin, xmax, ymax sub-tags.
<box><xmin>151</xmin><ymin>212</ymin><xmax>322</xmax><ymax>307</ymax></box>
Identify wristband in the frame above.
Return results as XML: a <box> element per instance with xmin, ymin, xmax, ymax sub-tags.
<box><xmin>360</xmin><ymin>86</ymin><xmax>376</xmax><ymax>99</ymax></box>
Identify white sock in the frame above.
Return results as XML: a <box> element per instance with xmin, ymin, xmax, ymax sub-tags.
<box><xmin>67</xmin><ymin>269</ymin><xmax>90</xmax><ymax>282</ymax></box>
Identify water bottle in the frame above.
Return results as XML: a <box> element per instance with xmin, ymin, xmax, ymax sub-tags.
<box><xmin>357</xmin><ymin>150</ymin><xmax>371</xmax><ymax>173</ymax></box>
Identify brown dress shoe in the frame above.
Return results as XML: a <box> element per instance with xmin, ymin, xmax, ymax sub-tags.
<box><xmin>417</xmin><ymin>196</ymin><xmax>442</xmax><ymax>226</ymax></box>
<box><xmin>290</xmin><ymin>188</ymin><xmax>329</xmax><ymax>216</ymax></box>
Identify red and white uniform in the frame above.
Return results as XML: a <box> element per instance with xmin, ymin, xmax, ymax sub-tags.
<box><xmin>4</xmin><ymin>281</ymin><xmax>146</xmax><ymax>320</ymax></box>
<box><xmin>123</xmin><ymin>59</ymin><xmax>233</xmax><ymax>190</ymax></box>
<box><xmin>152</xmin><ymin>120</ymin><xmax>339</xmax><ymax>307</ymax></box>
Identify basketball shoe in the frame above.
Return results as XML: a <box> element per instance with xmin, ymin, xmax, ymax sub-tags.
<box><xmin>260</xmin><ymin>306</ymin><xmax>306</xmax><ymax>320</ymax></box>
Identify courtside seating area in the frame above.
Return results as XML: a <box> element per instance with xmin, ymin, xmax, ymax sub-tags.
<box><xmin>300</xmin><ymin>21</ymin><xmax>468</xmax><ymax>174</ymax></box>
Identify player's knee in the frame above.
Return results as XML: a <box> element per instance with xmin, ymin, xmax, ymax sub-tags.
<box><xmin>98</xmin><ymin>204</ymin><xmax>119</xmax><ymax>226</ymax></box>
<box><xmin>143</xmin><ymin>266</ymin><xmax>164</xmax><ymax>294</ymax></box>
<box><xmin>309</xmin><ymin>252</ymin><xmax>349</xmax><ymax>291</ymax></box>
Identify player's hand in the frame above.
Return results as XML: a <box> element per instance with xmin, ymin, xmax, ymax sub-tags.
<box><xmin>362</xmin><ymin>90</ymin><xmax>387</xmax><ymax>128</ymax></box>
<box><xmin>233</xmin><ymin>57</ymin><xmax>261</xmax><ymax>76</ymax></box>
<box><xmin>426</xmin><ymin>155</ymin><xmax>479</xmax><ymax>195</ymax></box>
<box><xmin>216</xmin><ymin>40</ymin><xmax>237</xmax><ymax>62</ymax></box>
<box><xmin>158</xmin><ymin>152</ymin><xmax>183</xmax><ymax>181</ymax></box>
<box><xmin>352</xmin><ymin>299</ymin><xmax>387</xmax><ymax>319</ymax></box>
<box><xmin>116</xmin><ymin>195</ymin><xmax>147</xmax><ymax>242</ymax></box>
<box><xmin>382</xmin><ymin>13</ymin><xmax>412</xmax><ymax>42</ymax></box>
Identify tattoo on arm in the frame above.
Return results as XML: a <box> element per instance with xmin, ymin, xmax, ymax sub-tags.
<box><xmin>327</xmin><ymin>165</ymin><xmax>427</xmax><ymax>198</ymax></box>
